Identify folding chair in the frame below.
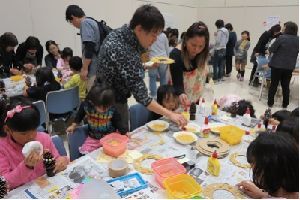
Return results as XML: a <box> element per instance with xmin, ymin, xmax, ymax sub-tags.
<box><xmin>67</xmin><ymin>125</ymin><xmax>88</xmax><ymax>161</ymax></box>
<box><xmin>51</xmin><ymin>135</ymin><xmax>68</xmax><ymax>156</ymax></box>
<box><xmin>46</xmin><ymin>86</ymin><xmax>80</xmax><ymax>134</ymax></box>
<box><xmin>129</xmin><ymin>103</ymin><xmax>152</xmax><ymax>131</ymax></box>
<box><xmin>33</xmin><ymin>100</ymin><xmax>48</xmax><ymax>132</ymax></box>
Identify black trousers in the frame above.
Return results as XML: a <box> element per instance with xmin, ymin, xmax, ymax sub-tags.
<box><xmin>249</xmin><ymin>62</ymin><xmax>259</xmax><ymax>83</ymax></box>
<box><xmin>225</xmin><ymin>55</ymin><xmax>233</xmax><ymax>75</ymax></box>
<box><xmin>268</xmin><ymin>67</ymin><xmax>293</xmax><ymax>107</ymax></box>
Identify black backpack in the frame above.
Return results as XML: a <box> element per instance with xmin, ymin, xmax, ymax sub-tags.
<box><xmin>86</xmin><ymin>17</ymin><xmax>113</xmax><ymax>53</ymax></box>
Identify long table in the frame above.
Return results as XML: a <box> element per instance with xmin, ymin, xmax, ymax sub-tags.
<box><xmin>6</xmin><ymin>110</ymin><xmax>258</xmax><ymax>199</ymax></box>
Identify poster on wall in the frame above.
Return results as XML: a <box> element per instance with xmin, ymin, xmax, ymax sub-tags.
<box><xmin>263</xmin><ymin>16</ymin><xmax>280</xmax><ymax>30</ymax></box>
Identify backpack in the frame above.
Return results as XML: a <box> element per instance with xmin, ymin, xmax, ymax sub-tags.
<box><xmin>87</xmin><ymin>17</ymin><xmax>113</xmax><ymax>53</ymax></box>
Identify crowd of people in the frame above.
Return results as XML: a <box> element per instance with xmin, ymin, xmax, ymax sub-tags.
<box><xmin>0</xmin><ymin>4</ymin><xmax>298</xmax><ymax>199</ymax></box>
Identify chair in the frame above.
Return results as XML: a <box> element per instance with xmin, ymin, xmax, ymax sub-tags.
<box><xmin>46</xmin><ymin>86</ymin><xmax>80</xmax><ymax>133</ymax></box>
<box><xmin>33</xmin><ymin>100</ymin><xmax>48</xmax><ymax>132</ymax></box>
<box><xmin>67</xmin><ymin>125</ymin><xmax>88</xmax><ymax>161</ymax></box>
<box><xmin>129</xmin><ymin>103</ymin><xmax>152</xmax><ymax>131</ymax></box>
<box><xmin>51</xmin><ymin>135</ymin><xmax>67</xmax><ymax>156</ymax></box>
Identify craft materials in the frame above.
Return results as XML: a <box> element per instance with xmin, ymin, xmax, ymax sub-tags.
<box><xmin>182</xmin><ymin>160</ymin><xmax>196</xmax><ymax>172</ymax></box>
<box><xmin>196</xmin><ymin>138</ymin><xmax>229</xmax><ymax>158</ymax></box>
<box><xmin>107</xmin><ymin>173</ymin><xmax>148</xmax><ymax>198</ymax></box>
<box><xmin>108</xmin><ymin>159</ymin><xmax>129</xmax><ymax>178</ymax></box>
<box><xmin>147</xmin><ymin>120</ymin><xmax>169</xmax><ymax>132</ymax></box>
<box><xmin>0</xmin><ymin>176</ymin><xmax>7</xmax><ymax>199</ymax></box>
<box><xmin>202</xmin><ymin>183</ymin><xmax>245</xmax><ymax>199</ymax></box>
<box><xmin>133</xmin><ymin>154</ymin><xmax>162</xmax><ymax>174</ymax></box>
<box><xmin>199</xmin><ymin>98</ymin><xmax>206</xmax><ymax>114</ymax></box>
<box><xmin>100</xmin><ymin>133</ymin><xmax>129</xmax><ymax>157</ymax></box>
<box><xmin>229</xmin><ymin>153</ymin><xmax>251</xmax><ymax>168</ymax></box>
<box><xmin>207</xmin><ymin>151</ymin><xmax>220</xmax><ymax>176</ymax></box>
<box><xmin>190</xmin><ymin>102</ymin><xmax>196</xmax><ymax>120</ymax></box>
<box><xmin>211</xmin><ymin>99</ymin><xmax>218</xmax><ymax>115</ymax></box>
<box><xmin>22</xmin><ymin>141</ymin><xmax>43</xmax><ymax>158</ymax></box>
<box><xmin>243</xmin><ymin>107</ymin><xmax>251</xmax><ymax>127</ymax></box>
<box><xmin>151</xmin><ymin>158</ymin><xmax>186</xmax><ymax>188</ymax></box>
<box><xmin>164</xmin><ymin>174</ymin><xmax>202</xmax><ymax>199</ymax></box>
<box><xmin>173</xmin><ymin>131</ymin><xmax>197</xmax><ymax>145</ymax></box>
<box><xmin>150</xmin><ymin>56</ymin><xmax>175</xmax><ymax>64</ymax></box>
<box><xmin>219</xmin><ymin>125</ymin><xmax>245</xmax><ymax>145</ymax></box>
<box><xmin>43</xmin><ymin>152</ymin><xmax>56</xmax><ymax>177</ymax></box>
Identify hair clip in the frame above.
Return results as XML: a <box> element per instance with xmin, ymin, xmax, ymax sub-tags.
<box><xmin>5</xmin><ymin>105</ymin><xmax>30</xmax><ymax>122</ymax></box>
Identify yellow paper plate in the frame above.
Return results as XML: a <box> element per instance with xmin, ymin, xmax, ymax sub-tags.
<box><xmin>147</xmin><ymin>120</ymin><xmax>169</xmax><ymax>132</ymax></box>
<box><xmin>151</xmin><ymin>56</ymin><xmax>175</xmax><ymax>64</ymax></box>
<box><xmin>173</xmin><ymin>131</ymin><xmax>197</xmax><ymax>145</ymax></box>
<box><xmin>10</xmin><ymin>75</ymin><xmax>24</xmax><ymax>82</ymax></box>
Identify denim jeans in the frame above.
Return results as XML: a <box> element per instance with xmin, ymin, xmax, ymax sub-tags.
<box><xmin>148</xmin><ymin>63</ymin><xmax>168</xmax><ymax>97</ymax></box>
<box><xmin>213</xmin><ymin>49</ymin><xmax>226</xmax><ymax>80</ymax></box>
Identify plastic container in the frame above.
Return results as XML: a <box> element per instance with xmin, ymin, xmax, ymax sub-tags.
<box><xmin>100</xmin><ymin>133</ymin><xmax>129</xmax><ymax>157</ymax></box>
<box><xmin>106</xmin><ymin>173</ymin><xmax>148</xmax><ymax>198</ymax></box>
<box><xmin>163</xmin><ymin>174</ymin><xmax>202</xmax><ymax>199</ymax></box>
<box><xmin>151</xmin><ymin>158</ymin><xmax>186</xmax><ymax>188</ymax></box>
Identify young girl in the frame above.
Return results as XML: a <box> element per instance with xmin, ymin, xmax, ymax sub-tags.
<box><xmin>151</xmin><ymin>85</ymin><xmax>180</xmax><ymax>120</ymax></box>
<box><xmin>57</xmin><ymin>47</ymin><xmax>73</xmax><ymax>82</ymax></box>
<box><xmin>63</xmin><ymin>56</ymin><xmax>87</xmax><ymax>100</ymax></box>
<box><xmin>0</xmin><ymin>104</ymin><xmax>69</xmax><ymax>189</ymax></box>
<box><xmin>23</xmin><ymin>67</ymin><xmax>61</xmax><ymax>101</ymax></box>
<box><xmin>66</xmin><ymin>84</ymin><xmax>126</xmax><ymax>154</ymax></box>
<box><xmin>235</xmin><ymin>31</ymin><xmax>250</xmax><ymax>81</ymax></box>
<box><xmin>237</xmin><ymin>132</ymin><xmax>298</xmax><ymax>199</ymax></box>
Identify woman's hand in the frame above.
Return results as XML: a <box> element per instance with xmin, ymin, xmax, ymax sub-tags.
<box><xmin>236</xmin><ymin>181</ymin><xmax>268</xmax><ymax>199</ymax></box>
<box><xmin>54</xmin><ymin>157</ymin><xmax>68</xmax><ymax>173</ymax></box>
<box><xmin>179</xmin><ymin>93</ymin><xmax>190</xmax><ymax>108</ymax></box>
<box><xmin>24</xmin><ymin>151</ymin><xmax>42</xmax><ymax>168</ymax></box>
<box><xmin>169</xmin><ymin>112</ymin><xmax>187</xmax><ymax>127</ymax></box>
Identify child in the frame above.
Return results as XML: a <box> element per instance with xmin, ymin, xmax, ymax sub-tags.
<box><xmin>0</xmin><ymin>98</ymin><xmax>6</xmax><ymax>137</ymax></box>
<box><xmin>66</xmin><ymin>84</ymin><xmax>126</xmax><ymax>154</ymax></box>
<box><xmin>23</xmin><ymin>67</ymin><xmax>61</xmax><ymax>101</ymax></box>
<box><xmin>57</xmin><ymin>47</ymin><xmax>73</xmax><ymax>82</ymax></box>
<box><xmin>0</xmin><ymin>104</ymin><xmax>69</xmax><ymax>189</ymax></box>
<box><xmin>151</xmin><ymin>85</ymin><xmax>180</xmax><ymax>120</ymax></box>
<box><xmin>63</xmin><ymin>56</ymin><xmax>87</xmax><ymax>100</ymax></box>
<box><xmin>237</xmin><ymin>132</ymin><xmax>299</xmax><ymax>199</ymax></box>
<box><xmin>277</xmin><ymin>117</ymin><xmax>299</xmax><ymax>144</ymax></box>
<box><xmin>235</xmin><ymin>31</ymin><xmax>250</xmax><ymax>81</ymax></box>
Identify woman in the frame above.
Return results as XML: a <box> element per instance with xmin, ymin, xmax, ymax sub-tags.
<box><xmin>44</xmin><ymin>40</ymin><xmax>63</xmax><ymax>68</ymax></box>
<box><xmin>268</xmin><ymin>21</ymin><xmax>299</xmax><ymax>108</ymax></box>
<box><xmin>16</xmin><ymin>36</ymin><xmax>43</xmax><ymax>74</ymax></box>
<box><xmin>0</xmin><ymin>32</ymin><xmax>21</xmax><ymax>78</ymax></box>
<box><xmin>170</xmin><ymin>21</ymin><xmax>209</xmax><ymax>107</ymax></box>
<box><xmin>224</xmin><ymin>23</ymin><xmax>237</xmax><ymax>77</ymax></box>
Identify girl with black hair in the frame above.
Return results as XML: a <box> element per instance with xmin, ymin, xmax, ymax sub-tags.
<box><xmin>0</xmin><ymin>104</ymin><xmax>68</xmax><ymax>189</ymax></box>
<box><xmin>44</xmin><ymin>40</ymin><xmax>63</xmax><ymax>68</ymax></box>
<box><xmin>0</xmin><ymin>32</ymin><xmax>21</xmax><ymax>78</ymax></box>
<box><xmin>170</xmin><ymin>21</ymin><xmax>210</xmax><ymax>107</ymax></box>
<box><xmin>237</xmin><ymin>132</ymin><xmax>299</xmax><ymax>198</ymax></box>
<box><xmin>235</xmin><ymin>31</ymin><xmax>250</xmax><ymax>81</ymax></box>
<box><xmin>67</xmin><ymin>84</ymin><xmax>126</xmax><ymax>154</ymax></box>
<box><xmin>23</xmin><ymin>67</ymin><xmax>61</xmax><ymax>101</ymax></box>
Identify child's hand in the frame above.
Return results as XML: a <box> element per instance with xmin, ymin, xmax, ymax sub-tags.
<box><xmin>24</xmin><ymin>151</ymin><xmax>42</xmax><ymax>168</ymax></box>
<box><xmin>54</xmin><ymin>157</ymin><xmax>68</xmax><ymax>173</ymax></box>
<box><xmin>236</xmin><ymin>181</ymin><xmax>268</xmax><ymax>199</ymax></box>
<box><xmin>66</xmin><ymin>123</ymin><xmax>77</xmax><ymax>133</ymax></box>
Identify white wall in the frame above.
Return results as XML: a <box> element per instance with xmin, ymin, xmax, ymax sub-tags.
<box><xmin>0</xmin><ymin>0</ymin><xmax>298</xmax><ymax>64</ymax></box>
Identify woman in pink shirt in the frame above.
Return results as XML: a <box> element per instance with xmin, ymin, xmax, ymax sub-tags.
<box><xmin>0</xmin><ymin>104</ymin><xmax>69</xmax><ymax>190</ymax></box>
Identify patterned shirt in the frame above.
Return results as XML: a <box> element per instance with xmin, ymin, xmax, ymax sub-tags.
<box><xmin>96</xmin><ymin>24</ymin><xmax>152</xmax><ymax>106</ymax></box>
<box><xmin>74</xmin><ymin>101</ymin><xmax>125</xmax><ymax>139</ymax></box>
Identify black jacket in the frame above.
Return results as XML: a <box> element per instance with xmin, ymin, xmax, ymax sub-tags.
<box><xmin>16</xmin><ymin>42</ymin><xmax>43</xmax><ymax>67</ymax></box>
<box><xmin>0</xmin><ymin>48</ymin><xmax>19</xmax><ymax>78</ymax></box>
<box><xmin>226</xmin><ymin>31</ymin><xmax>237</xmax><ymax>56</ymax></box>
<box><xmin>269</xmin><ymin>34</ymin><xmax>299</xmax><ymax>70</ymax></box>
<box><xmin>45</xmin><ymin>54</ymin><xmax>58</xmax><ymax>68</ymax></box>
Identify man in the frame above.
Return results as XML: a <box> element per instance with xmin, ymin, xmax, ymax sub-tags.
<box><xmin>96</xmin><ymin>5</ymin><xmax>187</xmax><ymax>132</ymax></box>
<box><xmin>65</xmin><ymin>5</ymin><xmax>100</xmax><ymax>91</ymax></box>
<box><xmin>213</xmin><ymin>19</ymin><xmax>229</xmax><ymax>82</ymax></box>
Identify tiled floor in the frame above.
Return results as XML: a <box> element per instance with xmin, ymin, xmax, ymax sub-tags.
<box><xmin>128</xmin><ymin>67</ymin><xmax>299</xmax><ymax>117</ymax></box>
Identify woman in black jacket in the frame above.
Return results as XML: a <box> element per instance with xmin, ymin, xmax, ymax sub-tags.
<box><xmin>268</xmin><ymin>22</ymin><xmax>299</xmax><ymax>108</ymax></box>
<box><xmin>44</xmin><ymin>40</ymin><xmax>62</xmax><ymax>68</ymax></box>
<box><xmin>16</xmin><ymin>36</ymin><xmax>43</xmax><ymax>74</ymax></box>
<box><xmin>225</xmin><ymin>23</ymin><xmax>237</xmax><ymax>76</ymax></box>
<box><xmin>0</xmin><ymin>32</ymin><xmax>21</xmax><ymax>78</ymax></box>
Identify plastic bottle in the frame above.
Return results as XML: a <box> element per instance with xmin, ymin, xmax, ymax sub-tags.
<box><xmin>243</xmin><ymin>107</ymin><xmax>251</xmax><ymax>127</ymax></box>
<box><xmin>207</xmin><ymin>150</ymin><xmax>220</xmax><ymax>176</ymax></box>
<box><xmin>211</xmin><ymin>99</ymin><xmax>218</xmax><ymax>115</ymax></box>
<box><xmin>199</xmin><ymin>98</ymin><xmax>206</xmax><ymax>115</ymax></box>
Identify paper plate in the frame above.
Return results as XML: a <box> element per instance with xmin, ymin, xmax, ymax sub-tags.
<box><xmin>151</xmin><ymin>56</ymin><xmax>175</xmax><ymax>64</ymax></box>
<box><xmin>22</xmin><ymin>141</ymin><xmax>43</xmax><ymax>158</ymax></box>
<box><xmin>147</xmin><ymin>120</ymin><xmax>169</xmax><ymax>132</ymax></box>
<box><xmin>173</xmin><ymin>131</ymin><xmax>198</xmax><ymax>145</ymax></box>
<box><xmin>184</xmin><ymin>123</ymin><xmax>201</xmax><ymax>133</ymax></box>
<box><xmin>10</xmin><ymin>75</ymin><xmax>24</xmax><ymax>82</ymax></box>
